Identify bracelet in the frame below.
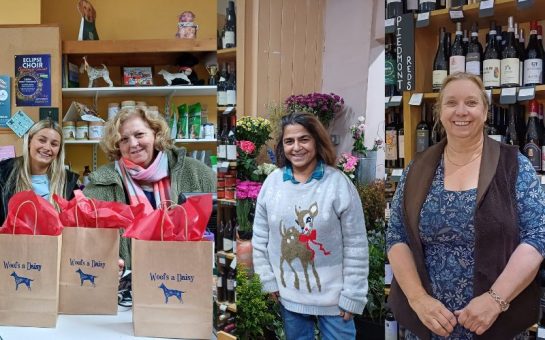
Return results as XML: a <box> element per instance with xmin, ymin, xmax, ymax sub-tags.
<box><xmin>487</xmin><ymin>289</ymin><xmax>509</xmax><ymax>312</ymax></box>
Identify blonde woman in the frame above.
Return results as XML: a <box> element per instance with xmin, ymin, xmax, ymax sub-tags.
<box><xmin>83</xmin><ymin>107</ymin><xmax>216</xmax><ymax>269</ymax></box>
<box><xmin>0</xmin><ymin>119</ymin><xmax>79</xmax><ymax>225</ymax></box>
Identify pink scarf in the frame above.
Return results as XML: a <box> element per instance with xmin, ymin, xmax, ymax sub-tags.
<box><xmin>115</xmin><ymin>151</ymin><xmax>171</xmax><ymax>214</ymax></box>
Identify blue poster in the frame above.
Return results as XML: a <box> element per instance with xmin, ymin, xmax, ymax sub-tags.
<box><xmin>0</xmin><ymin>76</ymin><xmax>10</xmax><ymax>127</ymax></box>
<box><xmin>15</xmin><ymin>54</ymin><xmax>51</xmax><ymax>107</ymax></box>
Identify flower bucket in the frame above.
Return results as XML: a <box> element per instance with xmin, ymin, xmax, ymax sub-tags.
<box><xmin>353</xmin><ymin>151</ymin><xmax>377</xmax><ymax>185</ymax></box>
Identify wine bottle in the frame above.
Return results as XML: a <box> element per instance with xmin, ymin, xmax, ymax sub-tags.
<box><xmin>538</xmin><ymin>25</ymin><xmax>545</xmax><ymax>68</ymax></box>
<box><xmin>226</xmin><ymin>114</ymin><xmax>237</xmax><ymax>161</ymax></box>
<box><xmin>524</xmin><ymin>21</ymin><xmax>544</xmax><ymax>86</ymax></box>
<box><xmin>523</xmin><ymin>100</ymin><xmax>541</xmax><ymax>171</ymax></box>
<box><xmin>223</xmin><ymin>220</ymin><xmax>233</xmax><ymax>252</ymax></box>
<box><xmin>450</xmin><ymin>22</ymin><xmax>465</xmax><ymax>75</ymax></box>
<box><xmin>385</xmin><ymin>110</ymin><xmax>399</xmax><ymax>168</ymax></box>
<box><xmin>416</xmin><ymin>104</ymin><xmax>430</xmax><ymax>152</ymax></box>
<box><xmin>386</xmin><ymin>0</ymin><xmax>404</xmax><ymax>19</ymax></box>
<box><xmin>505</xmin><ymin>104</ymin><xmax>520</xmax><ymax>146</ymax></box>
<box><xmin>487</xmin><ymin>104</ymin><xmax>502</xmax><ymax>142</ymax></box>
<box><xmin>462</xmin><ymin>29</ymin><xmax>469</xmax><ymax>55</ymax></box>
<box><xmin>406</xmin><ymin>0</ymin><xmax>418</xmax><ymax>14</ymax></box>
<box><xmin>541</xmin><ymin>103</ymin><xmax>545</xmax><ymax>173</ymax></box>
<box><xmin>496</xmin><ymin>25</ymin><xmax>504</xmax><ymax>56</ymax></box>
<box><xmin>515</xmin><ymin>23</ymin><xmax>525</xmax><ymax>87</ymax></box>
<box><xmin>432</xmin><ymin>27</ymin><xmax>448</xmax><ymax>92</ymax></box>
<box><xmin>483</xmin><ymin>22</ymin><xmax>500</xmax><ymax>89</ymax></box>
<box><xmin>226</xmin><ymin>266</ymin><xmax>236</xmax><ymax>303</ymax></box>
<box><xmin>418</xmin><ymin>0</ymin><xmax>436</xmax><ymax>12</ymax></box>
<box><xmin>385</xmin><ymin>309</ymin><xmax>399</xmax><ymax>340</ymax></box>
<box><xmin>223</xmin><ymin>1</ymin><xmax>236</xmax><ymax>49</ymax></box>
<box><xmin>217</xmin><ymin>116</ymin><xmax>228</xmax><ymax>159</ymax></box>
<box><xmin>465</xmin><ymin>22</ymin><xmax>483</xmax><ymax>77</ymax></box>
<box><xmin>386</xmin><ymin>34</ymin><xmax>399</xmax><ymax>97</ymax></box>
<box><xmin>226</xmin><ymin>64</ymin><xmax>237</xmax><ymax>106</ymax></box>
<box><xmin>216</xmin><ymin>257</ymin><xmax>227</xmax><ymax>302</ymax></box>
<box><xmin>501</xmin><ymin>17</ymin><xmax>520</xmax><ymax>88</ymax></box>
<box><xmin>398</xmin><ymin>112</ymin><xmax>405</xmax><ymax>168</ymax></box>
<box><xmin>217</xmin><ymin>64</ymin><xmax>228</xmax><ymax>106</ymax></box>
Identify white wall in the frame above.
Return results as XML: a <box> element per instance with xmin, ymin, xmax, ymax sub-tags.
<box><xmin>322</xmin><ymin>0</ymin><xmax>385</xmax><ymax>180</ymax></box>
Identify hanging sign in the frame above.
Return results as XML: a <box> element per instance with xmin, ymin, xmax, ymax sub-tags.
<box><xmin>395</xmin><ymin>14</ymin><xmax>415</xmax><ymax>92</ymax></box>
<box><xmin>15</xmin><ymin>54</ymin><xmax>51</xmax><ymax>107</ymax></box>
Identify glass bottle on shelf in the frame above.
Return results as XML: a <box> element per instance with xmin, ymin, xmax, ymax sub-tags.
<box><xmin>432</xmin><ymin>27</ymin><xmax>448</xmax><ymax>92</ymax></box>
<box><xmin>483</xmin><ymin>21</ymin><xmax>500</xmax><ymax>89</ymax></box>
<box><xmin>386</xmin><ymin>0</ymin><xmax>404</xmax><ymax>19</ymax></box>
<box><xmin>386</xmin><ymin>34</ymin><xmax>399</xmax><ymax>97</ymax></box>
<box><xmin>83</xmin><ymin>166</ymin><xmax>91</xmax><ymax>186</ymax></box>
<box><xmin>449</xmin><ymin>22</ymin><xmax>465</xmax><ymax>75</ymax></box>
<box><xmin>524</xmin><ymin>21</ymin><xmax>544</xmax><ymax>86</ymax></box>
<box><xmin>406</xmin><ymin>0</ymin><xmax>418</xmax><ymax>14</ymax></box>
<box><xmin>505</xmin><ymin>104</ymin><xmax>520</xmax><ymax>147</ymax></box>
<box><xmin>216</xmin><ymin>257</ymin><xmax>227</xmax><ymax>302</ymax></box>
<box><xmin>500</xmin><ymin>16</ymin><xmax>520</xmax><ymax>88</ymax></box>
<box><xmin>418</xmin><ymin>0</ymin><xmax>436</xmax><ymax>13</ymax></box>
<box><xmin>487</xmin><ymin>104</ymin><xmax>502</xmax><ymax>143</ymax></box>
<box><xmin>226</xmin><ymin>114</ymin><xmax>237</xmax><ymax>161</ymax></box>
<box><xmin>385</xmin><ymin>110</ymin><xmax>399</xmax><ymax>169</ymax></box>
<box><xmin>523</xmin><ymin>100</ymin><xmax>541</xmax><ymax>171</ymax></box>
<box><xmin>217</xmin><ymin>115</ymin><xmax>229</xmax><ymax>160</ymax></box>
<box><xmin>416</xmin><ymin>103</ymin><xmax>430</xmax><ymax>153</ymax></box>
<box><xmin>226</xmin><ymin>64</ymin><xmax>237</xmax><ymax>107</ymax></box>
<box><xmin>223</xmin><ymin>220</ymin><xmax>233</xmax><ymax>253</ymax></box>
<box><xmin>223</xmin><ymin>1</ymin><xmax>236</xmax><ymax>49</ymax></box>
<box><xmin>398</xmin><ymin>111</ymin><xmax>405</xmax><ymax>169</ymax></box>
<box><xmin>465</xmin><ymin>22</ymin><xmax>483</xmax><ymax>77</ymax></box>
<box><xmin>217</xmin><ymin>64</ymin><xmax>228</xmax><ymax>107</ymax></box>
<box><xmin>226</xmin><ymin>265</ymin><xmax>236</xmax><ymax>303</ymax></box>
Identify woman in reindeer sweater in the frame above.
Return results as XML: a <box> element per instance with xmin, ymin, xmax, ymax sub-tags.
<box><xmin>252</xmin><ymin>112</ymin><xmax>369</xmax><ymax>339</ymax></box>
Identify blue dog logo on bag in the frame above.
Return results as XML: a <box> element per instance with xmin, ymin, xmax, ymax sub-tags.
<box><xmin>10</xmin><ymin>271</ymin><xmax>33</xmax><ymax>291</ymax></box>
<box><xmin>76</xmin><ymin>268</ymin><xmax>97</xmax><ymax>287</ymax></box>
<box><xmin>158</xmin><ymin>283</ymin><xmax>184</xmax><ymax>303</ymax></box>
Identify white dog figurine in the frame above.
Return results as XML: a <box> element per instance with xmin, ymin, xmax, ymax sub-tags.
<box><xmin>79</xmin><ymin>56</ymin><xmax>113</xmax><ymax>87</ymax></box>
<box><xmin>158</xmin><ymin>68</ymin><xmax>192</xmax><ymax>86</ymax></box>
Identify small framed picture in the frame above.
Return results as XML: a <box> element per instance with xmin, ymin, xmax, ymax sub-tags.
<box><xmin>122</xmin><ymin>67</ymin><xmax>153</xmax><ymax>86</ymax></box>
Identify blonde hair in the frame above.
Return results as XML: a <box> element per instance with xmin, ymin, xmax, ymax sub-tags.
<box><xmin>14</xmin><ymin>119</ymin><xmax>66</xmax><ymax>206</ymax></box>
<box><xmin>100</xmin><ymin>107</ymin><xmax>173</xmax><ymax>161</ymax></box>
<box><xmin>433</xmin><ymin>72</ymin><xmax>489</xmax><ymax>134</ymax></box>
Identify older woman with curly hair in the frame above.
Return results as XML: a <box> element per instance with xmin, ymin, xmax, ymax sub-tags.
<box><xmin>84</xmin><ymin>107</ymin><xmax>216</xmax><ymax>268</ymax></box>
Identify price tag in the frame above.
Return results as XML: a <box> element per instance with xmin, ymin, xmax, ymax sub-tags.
<box><xmin>416</xmin><ymin>12</ymin><xmax>430</xmax><ymax>28</ymax></box>
<box><xmin>385</xmin><ymin>18</ymin><xmax>395</xmax><ymax>34</ymax></box>
<box><xmin>219</xmin><ymin>257</ymin><xmax>226</xmax><ymax>265</ymax></box>
<box><xmin>449</xmin><ymin>10</ymin><xmax>464</xmax><ymax>20</ymax></box>
<box><xmin>219</xmin><ymin>303</ymin><xmax>228</xmax><ymax>312</ymax></box>
<box><xmin>517</xmin><ymin>0</ymin><xmax>534</xmax><ymax>9</ymax></box>
<box><xmin>385</xmin><ymin>96</ymin><xmax>391</xmax><ymax>107</ymax></box>
<box><xmin>480</xmin><ymin>0</ymin><xmax>494</xmax><ymax>9</ymax></box>
<box><xmin>390</xmin><ymin>96</ymin><xmax>403</xmax><ymax>106</ymax></box>
<box><xmin>499</xmin><ymin>87</ymin><xmax>517</xmax><ymax>105</ymax></box>
<box><xmin>517</xmin><ymin>86</ymin><xmax>535</xmax><ymax>101</ymax></box>
<box><xmin>540</xmin><ymin>175</ymin><xmax>545</xmax><ymax>186</ymax></box>
<box><xmin>391</xmin><ymin>168</ymin><xmax>403</xmax><ymax>177</ymax></box>
<box><xmin>479</xmin><ymin>0</ymin><xmax>494</xmax><ymax>17</ymax></box>
<box><xmin>409</xmin><ymin>93</ymin><xmax>423</xmax><ymax>106</ymax></box>
<box><xmin>229</xmin><ymin>257</ymin><xmax>237</xmax><ymax>269</ymax></box>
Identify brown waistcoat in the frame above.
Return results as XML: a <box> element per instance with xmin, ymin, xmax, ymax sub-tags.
<box><xmin>388</xmin><ymin>136</ymin><xmax>539</xmax><ymax>340</ymax></box>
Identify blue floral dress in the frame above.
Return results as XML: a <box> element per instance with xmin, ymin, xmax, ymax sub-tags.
<box><xmin>386</xmin><ymin>153</ymin><xmax>545</xmax><ymax>340</ymax></box>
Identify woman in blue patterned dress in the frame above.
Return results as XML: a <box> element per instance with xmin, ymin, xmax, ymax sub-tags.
<box><xmin>386</xmin><ymin>72</ymin><xmax>545</xmax><ymax>340</ymax></box>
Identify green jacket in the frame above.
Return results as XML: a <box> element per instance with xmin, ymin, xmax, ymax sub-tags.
<box><xmin>83</xmin><ymin>148</ymin><xmax>216</xmax><ymax>268</ymax></box>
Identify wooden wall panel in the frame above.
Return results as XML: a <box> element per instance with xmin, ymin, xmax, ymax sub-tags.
<box><xmin>245</xmin><ymin>0</ymin><xmax>325</xmax><ymax>117</ymax></box>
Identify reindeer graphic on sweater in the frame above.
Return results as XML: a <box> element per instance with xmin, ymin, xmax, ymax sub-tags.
<box><xmin>279</xmin><ymin>202</ymin><xmax>331</xmax><ymax>293</ymax></box>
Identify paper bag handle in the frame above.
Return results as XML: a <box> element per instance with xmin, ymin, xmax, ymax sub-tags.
<box><xmin>13</xmin><ymin>200</ymin><xmax>38</xmax><ymax>235</ymax></box>
<box><xmin>74</xmin><ymin>198</ymin><xmax>98</xmax><ymax>228</ymax></box>
<box><xmin>158</xmin><ymin>200</ymin><xmax>188</xmax><ymax>241</ymax></box>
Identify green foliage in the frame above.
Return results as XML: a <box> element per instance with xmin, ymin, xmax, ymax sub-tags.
<box><xmin>236</xmin><ymin>199</ymin><xmax>254</xmax><ymax>234</ymax></box>
<box><xmin>236</xmin><ymin>116</ymin><xmax>273</xmax><ymax>152</ymax></box>
<box><xmin>356</xmin><ymin>180</ymin><xmax>386</xmax><ymax>233</ymax></box>
<box><xmin>235</xmin><ymin>266</ymin><xmax>276</xmax><ymax>340</ymax></box>
<box><xmin>364</xmin><ymin>229</ymin><xmax>386</xmax><ymax>322</ymax></box>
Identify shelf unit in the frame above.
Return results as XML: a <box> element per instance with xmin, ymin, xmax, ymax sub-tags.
<box><xmin>403</xmin><ymin>0</ymin><xmax>545</xmax><ymax>164</ymax></box>
<box><xmin>62</xmin><ymin>86</ymin><xmax>216</xmax><ymax>98</ymax></box>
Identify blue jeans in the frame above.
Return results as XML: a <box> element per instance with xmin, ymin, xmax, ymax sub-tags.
<box><xmin>280</xmin><ymin>303</ymin><xmax>356</xmax><ymax>340</ymax></box>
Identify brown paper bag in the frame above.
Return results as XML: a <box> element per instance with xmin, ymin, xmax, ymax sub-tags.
<box><xmin>132</xmin><ymin>239</ymin><xmax>213</xmax><ymax>339</ymax></box>
<box><xmin>59</xmin><ymin>227</ymin><xmax>120</xmax><ymax>314</ymax></box>
<box><xmin>0</xmin><ymin>234</ymin><xmax>61</xmax><ymax>327</ymax></box>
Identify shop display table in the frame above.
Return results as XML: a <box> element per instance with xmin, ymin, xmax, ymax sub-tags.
<box><xmin>0</xmin><ymin>307</ymin><xmax>216</xmax><ymax>340</ymax></box>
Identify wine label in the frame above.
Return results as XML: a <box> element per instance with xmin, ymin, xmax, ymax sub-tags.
<box><xmin>226</xmin><ymin>144</ymin><xmax>237</xmax><ymax>160</ymax></box>
<box><xmin>226</xmin><ymin>89</ymin><xmax>236</xmax><ymax>106</ymax></box>
<box><xmin>217</xmin><ymin>279</ymin><xmax>223</xmax><ymax>288</ymax></box>
<box><xmin>227</xmin><ymin>279</ymin><xmax>235</xmax><ymax>290</ymax></box>
<box><xmin>223</xmin><ymin>31</ymin><xmax>235</xmax><ymax>46</ymax></box>
<box><xmin>524</xmin><ymin>58</ymin><xmax>543</xmax><ymax>85</ymax></box>
<box><xmin>416</xmin><ymin>130</ymin><xmax>430</xmax><ymax>152</ymax></box>
<box><xmin>398</xmin><ymin>134</ymin><xmax>405</xmax><ymax>158</ymax></box>
<box><xmin>385</xmin><ymin>58</ymin><xmax>396</xmax><ymax>85</ymax></box>
<box><xmin>385</xmin><ymin>130</ymin><xmax>398</xmax><ymax>161</ymax></box>
<box><xmin>223</xmin><ymin>238</ymin><xmax>233</xmax><ymax>251</ymax></box>
<box><xmin>385</xmin><ymin>320</ymin><xmax>398</xmax><ymax>340</ymax></box>
<box><xmin>449</xmin><ymin>55</ymin><xmax>465</xmax><ymax>75</ymax></box>
<box><xmin>489</xmin><ymin>135</ymin><xmax>503</xmax><ymax>143</ymax></box>
<box><xmin>500</xmin><ymin>58</ymin><xmax>520</xmax><ymax>86</ymax></box>
<box><xmin>465</xmin><ymin>52</ymin><xmax>481</xmax><ymax>76</ymax></box>
<box><xmin>217</xmin><ymin>144</ymin><xmax>227</xmax><ymax>159</ymax></box>
<box><xmin>387</xmin><ymin>0</ymin><xmax>402</xmax><ymax>3</ymax></box>
<box><xmin>432</xmin><ymin>70</ymin><xmax>447</xmax><ymax>90</ymax></box>
<box><xmin>218</xmin><ymin>91</ymin><xmax>228</xmax><ymax>106</ymax></box>
<box><xmin>420</xmin><ymin>0</ymin><xmax>435</xmax><ymax>3</ymax></box>
<box><xmin>483</xmin><ymin>59</ymin><xmax>501</xmax><ymax>87</ymax></box>
<box><xmin>523</xmin><ymin>142</ymin><xmax>541</xmax><ymax>171</ymax></box>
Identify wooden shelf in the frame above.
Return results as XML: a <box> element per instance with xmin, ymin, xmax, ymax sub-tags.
<box><xmin>62</xmin><ymin>38</ymin><xmax>217</xmax><ymax>54</ymax></box>
<box><xmin>217</xmin><ymin>48</ymin><xmax>237</xmax><ymax>59</ymax></box>
<box><xmin>62</xmin><ymin>85</ymin><xmax>216</xmax><ymax>97</ymax></box>
<box><xmin>217</xmin><ymin>330</ymin><xmax>237</xmax><ymax>340</ymax></box>
<box><xmin>65</xmin><ymin>138</ymin><xmax>215</xmax><ymax>145</ymax></box>
<box><xmin>422</xmin><ymin>0</ymin><xmax>545</xmax><ymax>35</ymax></box>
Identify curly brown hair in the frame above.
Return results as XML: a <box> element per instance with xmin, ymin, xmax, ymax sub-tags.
<box><xmin>100</xmin><ymin>107</ymin><xmax>174</xmax><ymax>161</ymax></box>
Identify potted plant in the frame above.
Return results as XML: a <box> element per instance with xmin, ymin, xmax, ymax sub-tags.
<box><xmin>284</xmin><ymin>92</ymin><xmax>344</xmax><ymax>127</ymax></box>
<box><xmin>235</xmin><ymin>266</ymin><xmax>277</xmax><ymax>340</ymax></box>
<box><xmin>354</xmin><ymin>180</ymin><xmax>387</xmax><ymax>339</ymax></box>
